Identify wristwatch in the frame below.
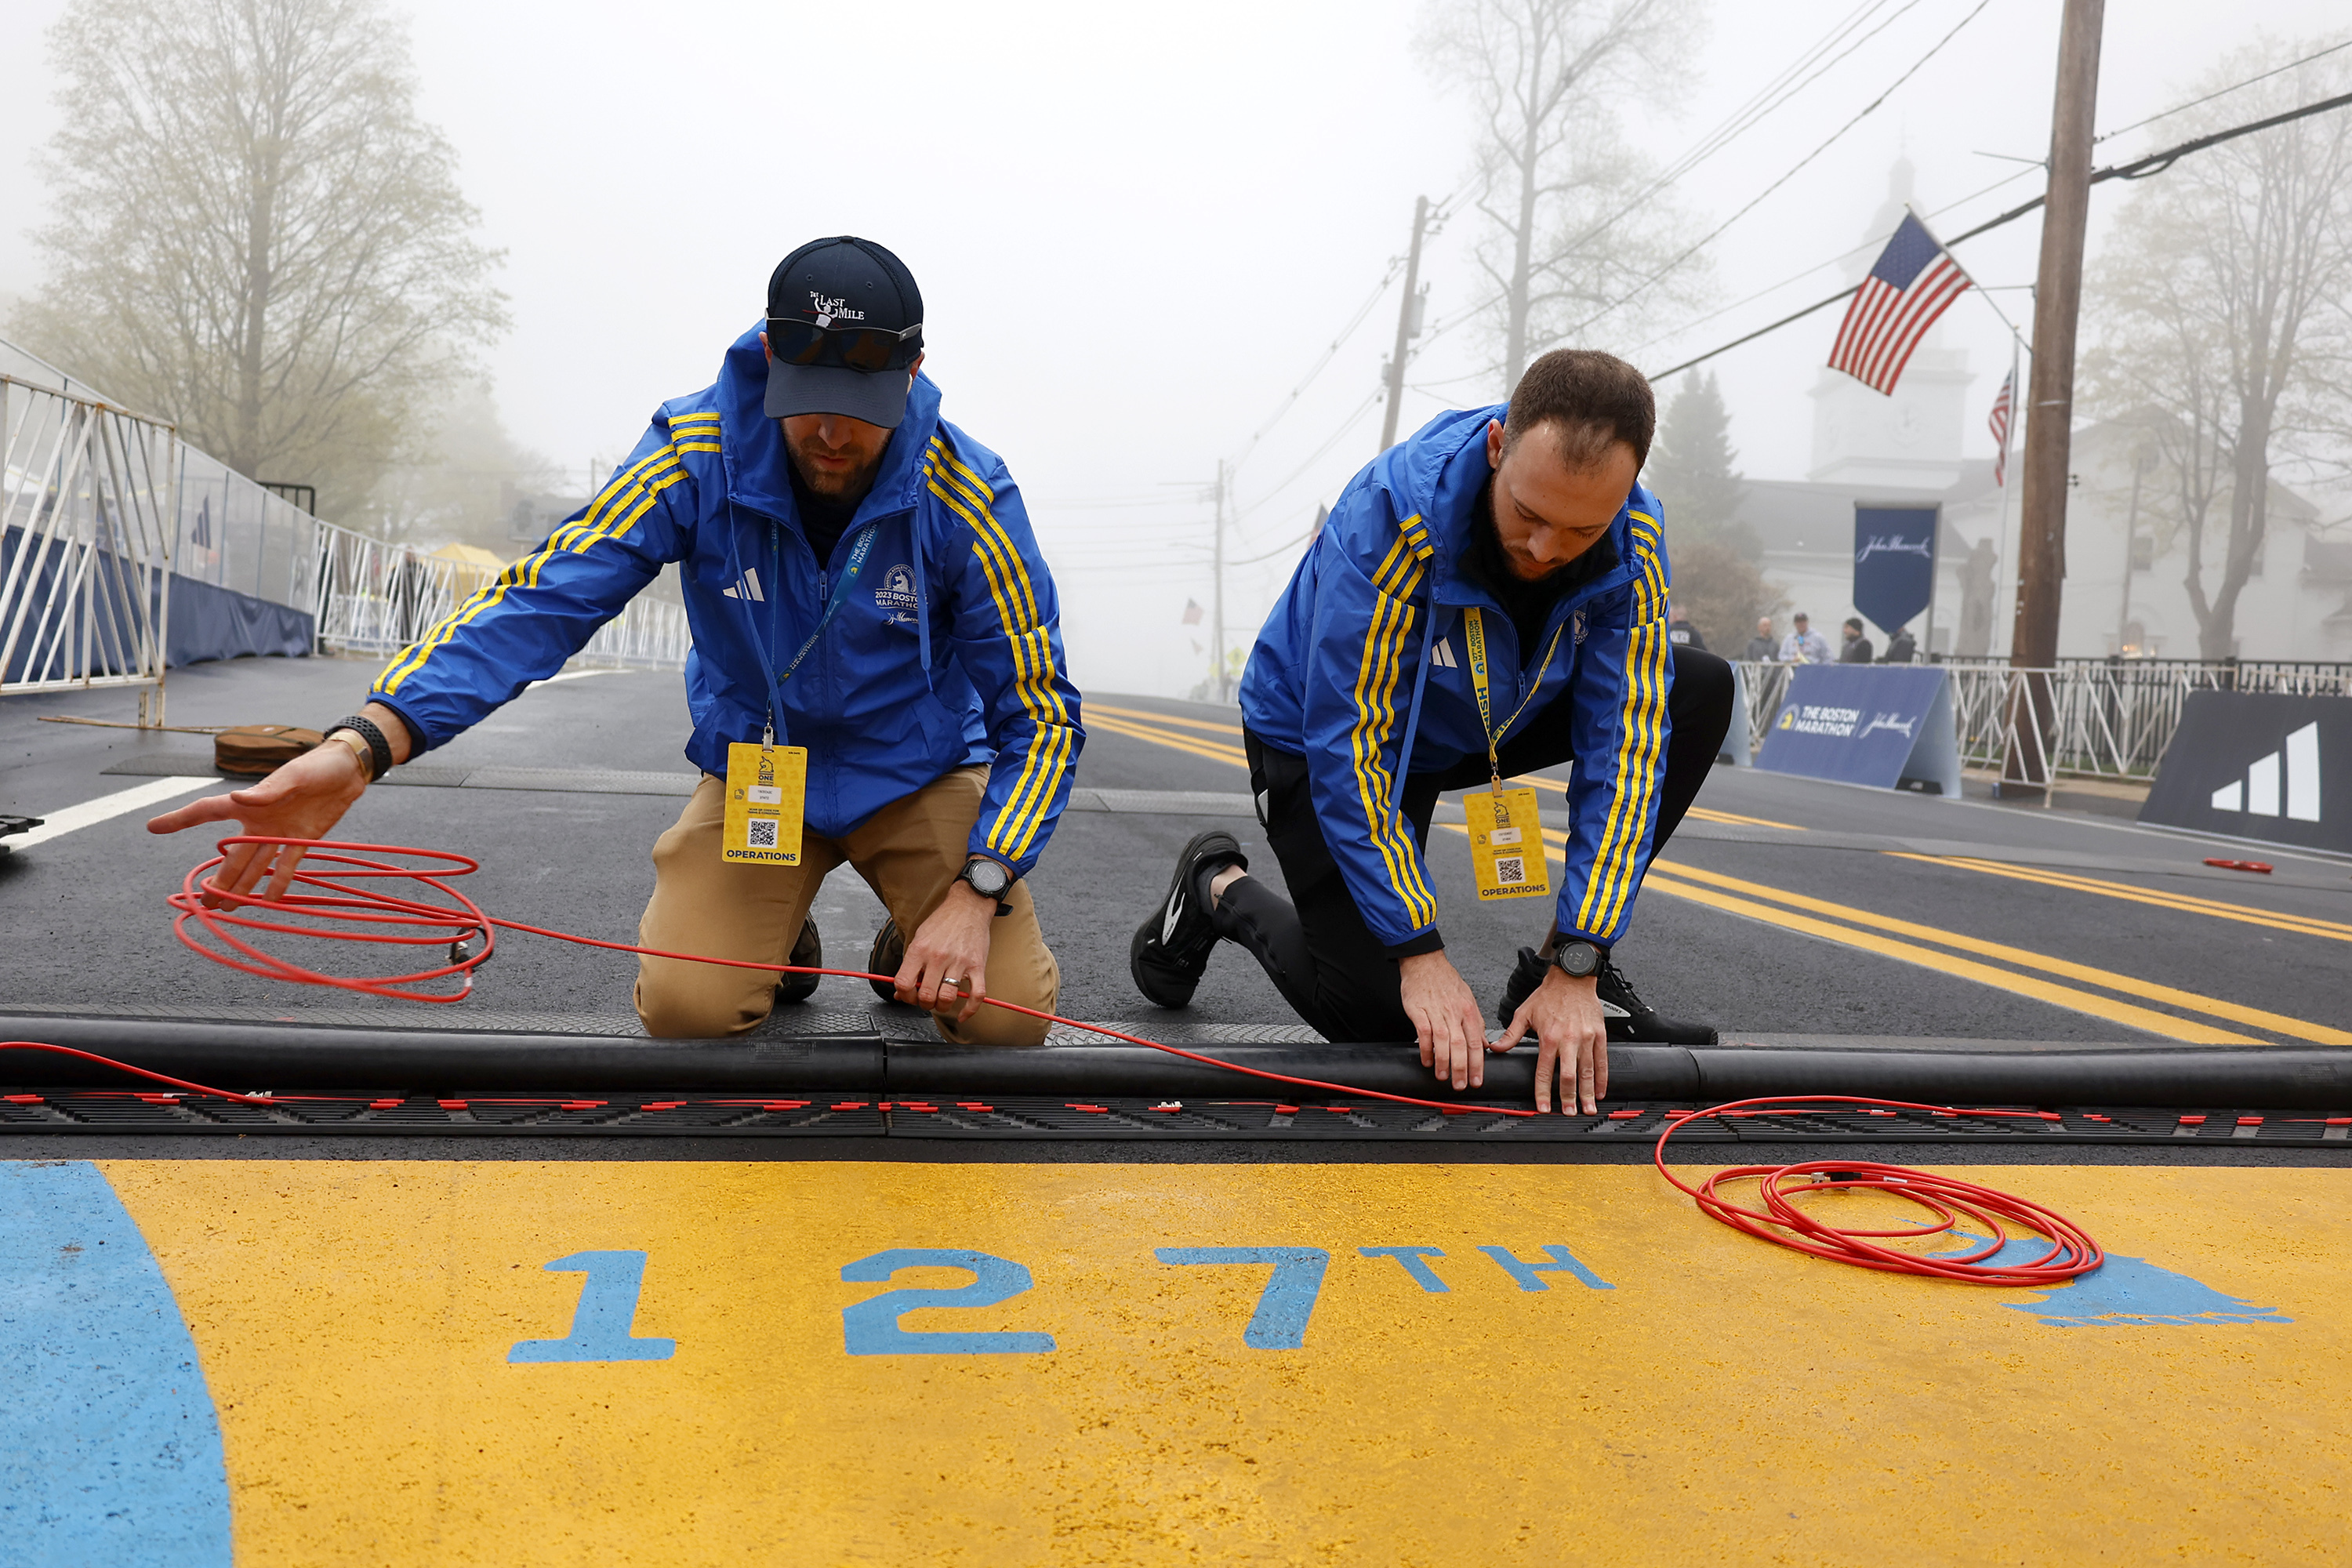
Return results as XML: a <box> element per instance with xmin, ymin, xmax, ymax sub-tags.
<box><xmin>956</xmin><ymin>855</ymin><xmax>1014</xmax><ymax>913</ymax></box>
<box><xmin>1550</xmin><ymin>939</ymin><xmax>1604</xmax><ymax>979</ymax></box>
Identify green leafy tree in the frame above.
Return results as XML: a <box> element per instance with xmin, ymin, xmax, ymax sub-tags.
<box><xmin>14</xmin><ymin>0</ymin><xmax>508</xmax><ymax>524</ymax></box>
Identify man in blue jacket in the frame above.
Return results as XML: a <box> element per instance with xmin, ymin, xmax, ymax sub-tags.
<box><xmin>152</xmin><ymin>238</ymin><xmax>1083</xmax><ymax>1044</ymax></box>
<box><xmin>1129</xmin><ymin>350</ymin><xmax>1731</xmax><ymax>1111</ymax></box>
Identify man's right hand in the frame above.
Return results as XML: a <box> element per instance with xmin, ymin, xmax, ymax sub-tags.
<box><xmin>1398</xmin><ymin>949</ymin><xmax>1491</xmax><ymax>1091</ymax></box>
<box><xmin>147</xmin><ymin>736</ymin><xmax>373</xmax><ymax>906</ymax></box>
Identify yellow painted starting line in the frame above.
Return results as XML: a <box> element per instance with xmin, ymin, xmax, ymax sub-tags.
<box><xmin>1893</xmin><ymin>853</ymin><xmax>2352</xmax><ymax>946</ymax></box>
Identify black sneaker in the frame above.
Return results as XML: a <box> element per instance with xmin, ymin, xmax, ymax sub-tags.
<box><xmin>775</xmin><ymin>917</ymin><xmax>822</xmax><ymax>1005</ymax></box>
<box><xmin>1493</xmin><ymin>946</ymin><xmax>1718</xmax><ymax>1044</ymax></box>
<box><xmin>867</xmin><ymin>918</ymin><xmax>905</xmax><ymax>1004</ymax></box>
<box><xmin>1129</xmin><ymin>829</ymin><xmax>1246</xmax><ymax>1007</ymax></box>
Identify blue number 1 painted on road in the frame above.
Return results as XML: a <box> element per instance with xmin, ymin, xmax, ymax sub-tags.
<box><xmin>508</xmin><ymin>1250</ymin><xmax>677</xmax><ymax>1363</ymax></box>
<box><xmin>840</xmin><ymin>1250</ymin><xmax>1058</xmax><ymax>1355</ymax></box>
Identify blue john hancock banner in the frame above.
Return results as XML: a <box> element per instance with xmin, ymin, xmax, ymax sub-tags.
<box><xmin>1853</xmin><ymin>505</ymin><xmax>1938</xmax><ymax>637</ymax></box>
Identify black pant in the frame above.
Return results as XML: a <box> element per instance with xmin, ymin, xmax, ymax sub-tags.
<box><xmin>1213</xmin><ymin>644</ymin><xmax>1734</xmax><ymax>1042</ymax></box>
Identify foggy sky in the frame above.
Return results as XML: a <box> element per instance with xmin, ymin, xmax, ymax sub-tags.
<box><xmin>2</xmin><ymin>0</ymin><xmax>2343</xmax><ymax>695</ymax></box>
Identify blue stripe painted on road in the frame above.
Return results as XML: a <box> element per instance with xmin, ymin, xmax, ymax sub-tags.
<box><xmin>0</xmin><ymin>1161</ymin><xmax>232</xmax><ymax>1567</ymax></box>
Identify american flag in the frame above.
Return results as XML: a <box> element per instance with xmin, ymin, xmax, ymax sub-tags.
<box><xmin>1987</xmin><ymin>368</ymin><xmax>2016</xmax><ymax>487</ymax></box>
<box><xmin>1828</xmin><ymin>212</ymin><xmax>1971</xmax><ymax>394</ymax></box>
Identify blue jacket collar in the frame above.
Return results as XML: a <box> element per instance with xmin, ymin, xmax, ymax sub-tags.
<box><xmin>1377</xmin><ymin>404</ymin><xmax>1644</xmax><ymax>619</ymax></box>
<box><xmin>713</xmin><ymin>322</ymin><xmax>942</xmax><ymax>529</ymax></box>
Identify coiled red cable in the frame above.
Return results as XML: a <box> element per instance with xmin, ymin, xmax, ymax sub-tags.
<box><xmin>1653</xmin><ymin>1097</ymin><xmax>2103</xmax><ymax>1284</ymax></box>
<box><xmin>16</xmin><ymin>836</ymin><xmax>2111</xmax><ymax>1283</ymax></box>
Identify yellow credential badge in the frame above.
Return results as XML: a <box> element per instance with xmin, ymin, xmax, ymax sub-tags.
<box><xmin>722</xmin><ymin>742</ymin><xmax>807</xmax><ymax>865</ymax></box>
<box><xmin>1465</xmin><ymin>784</ymin><xmax>1550</xmax><ymax>901</ymax></box>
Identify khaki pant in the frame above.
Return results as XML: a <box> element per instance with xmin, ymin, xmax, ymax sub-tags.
<box><xmin>633</xmin><ymin>766</ymin><xmax>1059</xmax><ymax>1044</ymax></box>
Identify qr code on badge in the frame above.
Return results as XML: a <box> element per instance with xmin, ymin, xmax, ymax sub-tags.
<box><xmin>1494</xmin><ymin>855</ymin><xmax>1525</xmax><ymax>885</ymax></box>
<box><xmin>746</xmin><ymin>818</ymin><xmax>779</xmax><ymax>849</ymax></box>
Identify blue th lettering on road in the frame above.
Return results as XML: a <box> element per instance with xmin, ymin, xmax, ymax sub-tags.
<box><xmin>0</xmin><ymin>1161</ymin><xmax>233</xmax><ymax>1568</ymax></box>
<box><xmin>1359</xmin><ymin>1246</ymin><xmax>1451</xmax><ymax>1293</ymax></box>
<box><xmin>840</xmin><ymin>1250</ymin><xmax>1057</xmax><ymax>1355</ymax></box>
<box><xmin>1478</xmin><ymin>1244</ymin><xmax>1614</xmax><ymax>1292</ymax></box>
<box><xmin>1156</xmin><ymin>1247</ymin><xmax>1332</xmax><ymax>1348</ymax></box>
<box><xmin>508</xmin><ymin>1251</ymin><xmax>677</xmax><ymax>1363</ymax></box>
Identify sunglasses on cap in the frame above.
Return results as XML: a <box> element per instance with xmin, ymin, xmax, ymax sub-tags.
<box><xmin>765</xmin><ymin>317</ymin><xmax>924</xmax><ymax>374</ymax></box>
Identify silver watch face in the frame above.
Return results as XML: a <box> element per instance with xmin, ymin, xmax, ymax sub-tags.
<box><xmin>964</xmin><ymin>858</ymin><xmax>1011</xmax><ymax>898</ymax></box>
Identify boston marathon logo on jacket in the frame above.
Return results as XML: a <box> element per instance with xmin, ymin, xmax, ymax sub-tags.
<box><xmin>363</xmin><ymin>323</ymin><xmax>1083</xmax><ymax>877</ymax></box>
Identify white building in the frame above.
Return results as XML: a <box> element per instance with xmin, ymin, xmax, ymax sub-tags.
<box><xmin>1733</xmin><ymin>162</ymin><xmax>2350</xmax><ymax>663</ymax></box>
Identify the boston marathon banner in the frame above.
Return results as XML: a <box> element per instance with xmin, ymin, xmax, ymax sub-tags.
<box><xmin>2140</xmin><ymin>692</ymin><xmax>2352</xmax><ymax>854</ymax></box>
<box><xmin>1755</xmin><ymin>664</ymin><xmax>1962</xmax><ymax>796</ymax></box>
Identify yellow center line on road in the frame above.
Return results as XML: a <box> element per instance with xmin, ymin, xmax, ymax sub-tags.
<box><xmin>1430</xmin><ymin>820</ymin><xmax>2262</xmax><ymax>1043</ymax></box>
<box><xmin>1503</xmin><ymin>771</ymin><xmax>1803</xmax><ymax>831</ymax></box>
<box><xmin>1637</xmin><ymin>851</ymin><xmax>2352</xmax><ymax>1046</ymax></box>
<box><xmin>1889</xmin><ymin>852</ymin><xmax>2352</xmax><ymax>945</ymax></box>
<box><xmin>1089</xmin><ymin>703</ymin><xmax>1247</xmax><ymax>737</ymax></box>
<box><xmin>1086</xmin><ymin>713</ymin><xmax>1248</xmax><ymax>769</ymax></box>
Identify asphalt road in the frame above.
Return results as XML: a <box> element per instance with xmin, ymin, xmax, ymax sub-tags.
<box><xmin>5</xmin><ymin>656</ymin><xmax>2350</xmax><ymax>1047</ymax></box>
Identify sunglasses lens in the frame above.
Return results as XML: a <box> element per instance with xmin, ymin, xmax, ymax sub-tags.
<box><xmin>839</xmin><ymin>330</ymin><xmax>900</xmax><ymax>372</ymax></box>
<box><xmin>775</xmin><ymin>321</ymin><xmax>830</xmax><ymax>366</ymax></box>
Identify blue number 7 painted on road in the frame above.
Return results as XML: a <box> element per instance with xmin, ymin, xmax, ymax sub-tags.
<box><xmin>1156</xmin><ymin>1247</ymin><xmax>1331</xmax><ymax>1348</ymax></box>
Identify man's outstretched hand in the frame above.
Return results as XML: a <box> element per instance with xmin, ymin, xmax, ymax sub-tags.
<box><xmin>147</xmin><ymin>741</ymin><xmax>371</xmax><ymax>906</ymax></box>
<box><xmin>1495</xmin><ymin>965</ymin><xmax>1610</xmax><ymax>1113</ymax></box>
<box><xmin>1399</xmin><ymin>949</ymin><xmax>1492</xmax><ymax>1091</ymax></box>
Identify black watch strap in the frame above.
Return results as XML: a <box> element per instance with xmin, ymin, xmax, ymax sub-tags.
<box><xmin>327</xmin><ymin>714</ymin><xmax>393</xmax><ymax>783</ymax></box>
<box><xmin>959</xmin><ymin>855</ymin><xmax>1015</xmax><ymax>913</ymax></box>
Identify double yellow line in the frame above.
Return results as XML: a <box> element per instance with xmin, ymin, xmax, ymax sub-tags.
<box><xmin>1096</xmin><ymin>702</ymin><xmax>2350</xmax><ymax>1045</ymax></box>
<box><xmin>1632</xmin><ymin>850</ymin><xmax>2351</xmax><ymax>1047</ymax></box>
<box><xmin>1086</xmin><ymin>703</ymin><xmax>1247</xmax><ymax>768</ymax></box>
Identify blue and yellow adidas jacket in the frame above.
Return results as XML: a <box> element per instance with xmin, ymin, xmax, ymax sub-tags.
<box><xmin>368</xmin><ymin>325</ymin><xmax>1083</xmax><ymax>876</ymax></box>
<box><xmin>1238</xmin><ymin>405</ymin><xmax>1672</xmax><ymax>953</ymax></box>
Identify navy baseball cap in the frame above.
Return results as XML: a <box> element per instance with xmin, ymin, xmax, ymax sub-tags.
<box><xmin>763</xmin><ymin>237</ymin><xmax>925</xmax><ymax>429</ymax></box>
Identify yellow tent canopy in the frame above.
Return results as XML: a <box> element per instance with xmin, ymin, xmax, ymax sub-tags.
<box><xmin>426</xmin><ymin>543</ymin><xmax>510</xmax><ymax>596</ymax></box>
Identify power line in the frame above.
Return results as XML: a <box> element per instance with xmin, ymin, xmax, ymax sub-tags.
<box><xmin>1646</xmin><ymin>85</ymin><xmax>2352</xmax><ymax>382</ymax></box>
<box><xmin>1541</xmin><ymin>0</ymin><xmax>1994</xmax><ymax>349</ymax></box>
<box><xmin>2095</xmin><ymin>34</ymin><xmax>2352</xmax><ymax>146</ymax></box>
<box><xmin>1414</xmin><ymin>0</ymin><xmax>1958</xmax><ymax>354</ymax></box>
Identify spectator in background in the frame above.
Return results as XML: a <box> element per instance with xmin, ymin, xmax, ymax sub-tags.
<box><xmin>1668</xmin><ymin>603</ymin><xmax>1708</xmax><ymax>652</ymax></box>
<box><xmin>1780</xmin><ymin>612</ymin><xmax>1831</xmax><ymax>665</ymax></box>
<box><xmin>1838</xmin><ymin>617</ymin><xmax>1875</xmax><ymax>663</ymax></box>
<box><xmin>1882</xmin><ymin>625</ymin><xmax>1918</xmax><ymax>663</ymax></box>
<box><xmin>1744</xmin><ymin>616</ymin><xmax>1778</xmax><ymax>661</ymax></box>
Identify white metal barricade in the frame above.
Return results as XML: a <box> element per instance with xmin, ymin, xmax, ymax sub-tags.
<box><xmin>0</xmin><ymin>375</ymin><xmax>177</xmax><ymax>722</ymax></box>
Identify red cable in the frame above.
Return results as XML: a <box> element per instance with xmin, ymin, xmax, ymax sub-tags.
<box><xmin>1652</xmin><ymin>1096</ymin><xmax>2103</xmax><ymax>1283</ymax></box>
<box><xmin>154</xmin><ymin>835</ymin><xmax>1537</xmax><ymax>1119</ymax></box>
<box><xmin>13</xmin><ymin>835</ymin><xmax>2111</xmax><ymax>1284</ymax></box>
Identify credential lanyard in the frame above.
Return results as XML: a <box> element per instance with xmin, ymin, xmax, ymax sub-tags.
<box><xmin>1463</xmin><ymin>606</ymin><xmax>1567</xmax><ymax>795</ymax></box>
<box><xmin>745</xmin><ymin>519</ymin><xmax>877</xmax><ymax>746</ymax></box>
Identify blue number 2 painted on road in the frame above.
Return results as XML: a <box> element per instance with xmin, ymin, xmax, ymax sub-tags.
<box><xmin>840</xmin><ymin>1250</ymin><xmax>1058</xmax><ymax>1355</ymax></box>
<box><xmin>1156</xmin><ymin>1247</ymin><xmax>1331</xmax><ymax>1348</ymax></box>
<box><xmin>508</xmin><ymin>1250</ymin><xmax>677</xmax><ymax>1363</ymax></box>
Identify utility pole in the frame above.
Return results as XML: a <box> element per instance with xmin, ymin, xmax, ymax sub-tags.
<box><xmin>1211</xmin><ymin>459</ymin><xmax>1229</xmax><ymax>702</ymax></box>
<box><xmin>1378</xmin><ymin>195</ymin><xmax>1433</xmax><ymax>453</ymax></box>
<box><xmin>2002</xmin><ymin>0</ymin><xmax>2104</xmax><ymax>797</ymax></box>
